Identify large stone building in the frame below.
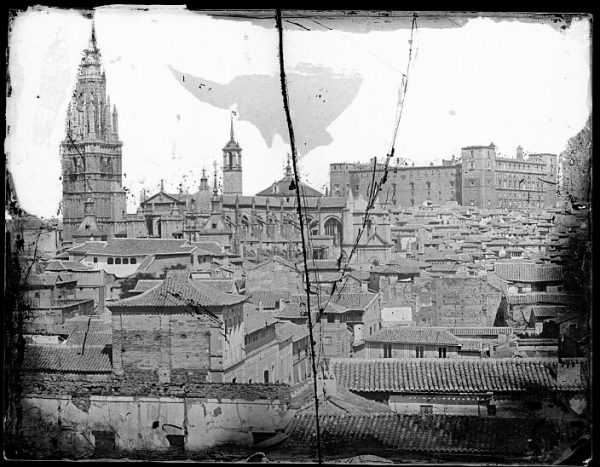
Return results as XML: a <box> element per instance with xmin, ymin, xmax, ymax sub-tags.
<box><xmin>330</xmin><ymin>144</ymin><xmax>558</xmax><ymax>210</ymax></box>
<box><xmin>61</xmin><ymin>24</ymin><xmax>126</xmax><ymax>242</ymax></box>
<box><xmin>123</xmin><ymin>123</ymin><xmax>393</xmax><ymax>267</ymax></box>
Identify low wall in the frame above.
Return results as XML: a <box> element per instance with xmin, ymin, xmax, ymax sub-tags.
<box><xmin>16</xmin><ymin>392</ymin><xmax>289</xmax><ymax>458</ymax></box>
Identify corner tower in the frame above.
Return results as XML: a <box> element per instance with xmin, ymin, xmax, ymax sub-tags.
<box><xmin>61</xmin><ymin>21</ymin><xmax>126</xmax><ymax>242</ymax></box>
<box><xmin>222</xmin><ymin>113</ymin><xmax>243</xmax><ymax>196</ymax></box>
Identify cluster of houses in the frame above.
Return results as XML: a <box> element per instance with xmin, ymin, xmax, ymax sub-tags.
<box><xmin>6</xmin><ymin>199</ymin><xmax>590</xmax><ymax>461</ymax></box>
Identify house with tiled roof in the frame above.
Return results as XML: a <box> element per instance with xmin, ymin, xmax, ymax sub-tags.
<box><xmin>66</xmin><ymin>239</ymin><xmax>198</xmax><ymax>278</ymax></box>
<box><xmin>108</xmin><ymin>275</ymin><xmax>247</xmax><ymax>384</ymax></box>
<box><xmin>330</xmin><ymin>358</ymin><xmax>588</xmax><ymax>419</ymax></box>
<box><xmin>281</xmin><ymin>413</ymin><xmax>583</xmax><ymax>461</ymax></box>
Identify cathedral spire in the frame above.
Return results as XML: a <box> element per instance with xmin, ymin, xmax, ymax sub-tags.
<box><xmin>213</xmin><ymin>161</ymin><xmax>218</xmax><ymax>196</ymax></box>
<box><xmin>285</xmin><ymin>153</ymin><xmax>293</xmax><ymax>178</ymax></box>
<box><xmin>90</xmin><ymin>19</ymin><xmax>97</xmax><ymax>50</ymax></box>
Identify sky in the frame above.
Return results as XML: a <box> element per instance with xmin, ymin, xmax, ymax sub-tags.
<box><xmin>6</xmin><ymin>7</ymin><xmax>591</xmax><ymax>219</ymax></box>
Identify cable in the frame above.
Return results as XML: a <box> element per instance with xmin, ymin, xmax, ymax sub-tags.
<box><xmin>275</xmin><ymin>9</ymin><xmax>323</xmax><ymax>464</ymax></box>
<box><xmin>313</xmin><ymin>15</ymin><xmax>420</xmax><ymax>328</ymax></box>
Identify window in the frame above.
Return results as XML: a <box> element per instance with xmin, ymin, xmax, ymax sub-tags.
<box><xmin>420</xmin><ymin>405</ymin><xmax>433</xmax><ymax>415</ymax></box>
<box><xmin>107</xmin><ymin>258</ymin><xmax>114</xmax><ymax>264</ymax></box>
<box><xmin>383</xmin><ymin>344</ymin><xmax>393</xmax><ymax>358</ymax></box>
<box><xmin>327</xmin><ymin>314</ymin><xmax>335</xmax><ymax>323</ymax></box>
<box><xmin>123</xmin><ymin>258</ymin><xmax>129</xmax><ymax>265</ymax></box>
<box><xmin>415</xmin><ymin>346</ymin><xmax>424</xmax><ymax>358</ymax></box>
<box><xmin>93</xmin><ymin>257</ymin><xmax>98</xmax><ymax>263</ymax></box>
<box><xmin>115</xmin><ymin>258</ymin><xmax>121</xmax><ymax>265</ymax></box>
<box><xmin>438</xmin><ymin>347</ymin><xmax>447</xmax><ymax>358</ymax></box>
<box><xmin>130</xmin><ymin>258</ymin><xmax>137</xmax><ymax>264</ymax></box>
<box><xmin>487</xmin><ymin>404</ymin><xmax>497</xmax><ymax>416</ymax></box>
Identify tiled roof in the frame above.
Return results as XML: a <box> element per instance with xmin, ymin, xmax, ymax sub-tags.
<box><xmin>190</xmin><ymin>242</ymin><xmax>224</xmax><ymax>255</ymax></box>
<box><xmin>67</xmin><ymin>239</ymin><xmax>195</xmax><ymax>256</ymax></box>
<box><xmin>21</xmin><ymin>344</ymin><xmax>112</xmax><ymax>373</ymax></box>
<box><xmin>274</xmin><ymin>320</ymin><xmax>308</xmax><ymax>343</ymax></box>
<box><xmin>364</xmin><ymin>327</ymin><xmax>460</xmax><ymax>346</ymax></box>
<box><xmin>192</xmin><ymin>278</ymin><xmax>238</xmax><ymax>294</ymax></box>
<box><xmin>63</xmin><ymin>317</ymin><xmax>112</xmax><ymax>334</ymax></box>
<box><xmin>244</xmin><ymin>309</ymin><xmax>278</xmax><ymax>335</ymax></box>
<box><xmin>26</xmin><ymin>273</ymin><xmax>76</xmax><ymax>287</ymax></box>
<box><xmin>506</xmin><ymin>293</ymin><xmax>579</xmax><ymax>305</ymax></box>
<box><xmin>65</xmin><ymin>331</ymin><xmax>112</xmax><ymax>347</ymax></box>
<box><xmin>529</xmin><ymin>306</ymin><xmax>567</xmax><ymax>319</ymax></box>
<box><xmin>247</xmin><ymin>290</ymin><xmax>291</xmax><ymax>308</ymax></box>
<box><xmin>109</xmin><ymin>276</ymin><xmax>247</xmax><ymax>311</ymax></box>
<box><xmin>44</xmin><ymin>260</ymin><xmax>92</xmax><ymax>272</ymax></box>
<box><xmin>284</xmin><ymin>413</ymin><xmax>568</xmax><ymax>456</ymax></box>
<box><xmin>371</xmin><ymin>262</ymin><xmax>420</xmax><ymax>274</ymax></box>
<box><xmin>457</xmin><ymin>339</ymin><xmax>483</xmax><ymax>352</ymax></box>
<box><xmin>331</xmin><ymin>293</ymin><xmax>378</xmax><ymax>310</ymax></box>
<box><xmin>131</xmin><ymin>279</ymin><xmax>163</xmax><ymax>293</ymax></box>
<box><xmin>330</xmin><ymin>358</ymin><xmax>576</xmax><ymax>393</ymax></box>
<box><xmin>495</xmin><ymin>263</ymin><xmax>563</xmax><ymax>282</ymax></box>
<box><xmin>446</xmin><ymin>326</ymin><xmax>513</xmax><ymax>336</ymax></box>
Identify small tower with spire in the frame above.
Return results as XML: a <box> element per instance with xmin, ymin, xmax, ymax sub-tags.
<box><xmin>222</xmin><ymin>111</ymin><xmax>243</xmax><ymax>196</ymax></box>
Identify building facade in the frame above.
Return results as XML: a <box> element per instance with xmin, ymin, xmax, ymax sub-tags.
<box><xmin>330</xmin><ymin>144</ymin><xmax>557</xmax><ymax>210</ymax></box>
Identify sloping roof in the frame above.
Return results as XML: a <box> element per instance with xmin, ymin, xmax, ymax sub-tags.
<box><xmin>109</xmin><ymin>276</ymin><xmax>247</xmax><ymax>310</ymax></box>
<box><xmin>192</xmin><ymin>278</ymin><xmax>238</xmax><ymax>294</ymax></box>
<box><xmin>65</xmin><ymin>331</ymin><xmax>112</xmax><ymax>347</ymax></box>
<box><xmin>330</xmin><ymin>358</ymin><xmax>572</xmax><ymax>393</ymax></box>
<box><xmin>274</xmin><ymin>320</ymin><xmax>308</xmax><ymax>343</ymax></box>
<box><xmin>190</xmin><ymin>241</ymin><xmax>224</xmax><ymax>255</ymax></box>
<box><xmin>21</xmin><ymin>345</ymin><xmax>112</xmax><ymax>373</ymax></box>
<box><xmin>67</xmin><ymin>239</ymin><xmax>195</xmax><ymax>256</ymax></box>
<box><xmin>255</xmin><ymin>175</ymin><xmax>323</xmax><ymax>198</ymax></box>
<box><xmin>247</xmin><ymin>290</ymin><xmax>291</xmax><ymax>308</ymax></box>
<box><xmin>244</xmin><ymin>309</ymin><xmax>278</xmax><ymax>334</ymax></box>
<box><xmin>364</xmin><ymin>327</ymin><xmax>460</xmax><ymax>346</ymax></box>
<box><xmin>506</xmin><ymin>293</ymin><xmax>579</xmax><ymax>305</ymax></box>
<box><xmin>284</xmin><ymin>413</ymin><xmax>570</xmax><ymax>456</ymax></box>
<box><xmin>44</xmin><ymin>260</ymin><xmax>92</xmax><ymax>272</ymax></box>
<box><xmin>446</xmin><ymin>326</ymin><xmax>513</xmax><ymax>336</ymax></box>
<box><xmin>457</xmin><ymin>339</ymin><xmax>483</xmax><ymax>352</ymax></box>
<box><xmin>131</xmin><ymin>279</ymin><xmax>163</xmax><ymax>293</ymax></box>
<box><xmin>26</xmin><ymin>273</ymin><xmax>76</xmax><ymax>287</ymax></box>
<box><xmin>530</xmin><ymin>306</ymin><xmax>567</xmax><ymax>320</ymax></box>
<box><xmin>495</xmin><ymin>263</ymin><xmax>564</xmax><ymax>282</ymax></box>
<box><xmin>371</xmin><ymin>262</ymin><xmax>421</xmax><ymax>274</ymax></box>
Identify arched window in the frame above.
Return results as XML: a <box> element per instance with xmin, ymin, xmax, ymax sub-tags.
<box><xmin>324</xmin><ymin>217</ymin><xmax>342</xmax><ymax>247</ymax></box>
<box><xmin>123</xmin><ymin>258</ymin><xmax>129</xmax><ymax>265</ymax></box>
<box><xmin>107</xmin><ymin>258</ymin><xmax>114</xmax><ymax>265</ymax></box>
<box><xmin>115</xmin><ymin>258</ymin><xmax>121</xmax><ymax>265</ymax></box>
<box><xmin>130</xmin><ymin>258</ymin><xmax>137</xmax><ymax>264</ymax></box>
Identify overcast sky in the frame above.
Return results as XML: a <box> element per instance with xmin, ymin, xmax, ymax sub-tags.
<box><xmin>6</xmin><ymin>7</ymin><xmax>591</xmax><ymax>219</ymax></box>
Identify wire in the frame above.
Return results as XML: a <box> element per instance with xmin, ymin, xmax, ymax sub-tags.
<box><xmin>275</xmin><ymin>10</ymin><xmax>323</xmax><ymax>464</ymax></box>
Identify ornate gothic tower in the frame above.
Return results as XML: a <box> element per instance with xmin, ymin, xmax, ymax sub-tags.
<box><xmin>61</xmin><ymin>22</ymin><xmax>126</xmax><ymax>242</ymax></box>
<box><xmin>222</xmin><ymin>114</ymin><xmax>243</xmax><ymax>196</ymax></box>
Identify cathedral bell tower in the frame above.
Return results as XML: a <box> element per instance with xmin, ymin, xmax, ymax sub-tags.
<box><xmin>61</xmin><ymin>20</ymin><xmax>126</xmax><ymax>242</ymax></box>
<box><xmin>222</xmin><ymin>112</ymin><xmax>243</xmax><ymax>196</ymax></box>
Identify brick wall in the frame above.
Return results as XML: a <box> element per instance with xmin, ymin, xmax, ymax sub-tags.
<box><xmin>112</xmin><ymin>312</ymin><xmax>212</xmax><ymax>383</ymax></box>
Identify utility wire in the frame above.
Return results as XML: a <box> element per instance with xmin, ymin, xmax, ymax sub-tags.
<box><xmin>313</xmin><ymin>13</ymin><xmax>419</xmax><ymax>328</ymax></box>
<box><xmin>275</xmin><ymin>9</ymin><xmax>323</xmax><ymax>464</ymax></box>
